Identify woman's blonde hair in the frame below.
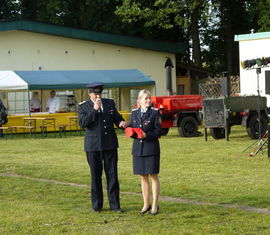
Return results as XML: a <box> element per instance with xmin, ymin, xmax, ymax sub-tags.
<box><xmin>137</xmin><ymin>89</ymin><xmax>151</xmax><ymax>107</ymax></box>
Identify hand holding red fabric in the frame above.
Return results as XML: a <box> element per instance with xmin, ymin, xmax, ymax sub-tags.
<box><xmin>125</xmin><ymin>127</ymin><xmax>144</xmax><ymax>139</ymax></box>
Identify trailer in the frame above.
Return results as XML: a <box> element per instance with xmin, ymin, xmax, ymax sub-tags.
<box><xmin>151</xmin><ymin>95</ymin><xmax>203</xmax><ymax>137</ymax></box>
<box><xmin>203</xmin><ymin>96</ymin><xmax>268</xmax><ymax>140</ymax></box>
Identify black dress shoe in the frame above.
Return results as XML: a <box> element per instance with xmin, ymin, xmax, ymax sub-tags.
<box><xmin>92</xmin><ymin>208</ymin><xmax>101</xmax><ymax>213</ymax></box>
<box><xmin>139</xmin><ymin>206</ymin><xmax>151</xmax><ymax>215</ymax></box>
<box><xmin>150</xmin><ymin>206</ymin><xmax>159</xmax><ymax>216</ymax></box>
<box><xmin>111</xmin><ymin>208</ymin><xmax>124</xmax><ymax>213</ymax></box>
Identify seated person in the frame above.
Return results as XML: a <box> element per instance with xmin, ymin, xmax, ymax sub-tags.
<box><xmin>46</xmin><ymin>90</ymin><xmax>60</xmax><ymax>114</ymax></box>
<box><xmin>30</xmin><ymin>92</ymin><xmax>41</xmax><ymax>112</ymax></box>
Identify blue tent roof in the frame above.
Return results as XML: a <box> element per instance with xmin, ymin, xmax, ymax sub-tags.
<box><xmin>14</xmin><ymin>69</ymin><xmax>155</xmax><ymax>90</ymax></box>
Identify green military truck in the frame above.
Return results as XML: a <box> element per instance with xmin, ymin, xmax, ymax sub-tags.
<box><xmin>203</xmin><ymin>96</ymin><xmax>268</xmax><ymax>140</ymax></box>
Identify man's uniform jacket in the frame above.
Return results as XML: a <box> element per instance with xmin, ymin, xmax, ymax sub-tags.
<box><xmin>78</xmin><ymin>98</ymin><xmax>124</xmax><ymax>152</ymax></box>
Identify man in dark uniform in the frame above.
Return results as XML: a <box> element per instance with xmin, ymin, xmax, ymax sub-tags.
<box><xmin>0</xmin><ymin>98</ymin><xmax>7</xmax><ymax>137</ymax></box>
<box><xmin>78</xmin><ymin>82</ymin><xmax>127</xmax><ymax>213</ymax></box>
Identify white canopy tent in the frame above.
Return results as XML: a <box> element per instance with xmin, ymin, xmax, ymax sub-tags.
<box><xmin>0</xmin><ymin>69</ymin><xmax>155</xmax><ymax>91</ymax></box>
<box><xmin>0</xmin><ymin>71</ymin><xmax>28</xmax><ymax>90</ymax></box>
<box><xmin>0</xmin><ymin>69</ymin><xmax>156</xmax><ymax>113</ymax></box>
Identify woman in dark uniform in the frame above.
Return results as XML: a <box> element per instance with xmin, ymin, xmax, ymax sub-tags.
<box><xmin>129</xmin><ymin>89</ymin><xmax>162</xmax><ymax>216</ymax></box>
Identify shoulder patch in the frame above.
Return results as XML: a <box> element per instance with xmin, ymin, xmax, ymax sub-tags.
<box><xmin>151</xmin><ymin>107</ymin><xmax>159</xmax><ymax>111</ymax></box>
<box><xmin>132</xmin><ymin>108</ymin><xmax>139</xmax><ymax>112</ymax></box>
<box><xmin>79</xmin><ymin>101</ymin><xmax>86</xmax><ymax>105</ymax></box>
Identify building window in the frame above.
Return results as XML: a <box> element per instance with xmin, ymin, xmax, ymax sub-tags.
<box><xmin>56</xmin><ymin>90</ymin><xmax>75</xmax><ymax>112</ymax></box>
<box><xmin>8</xmin><ymin>91</ymin><xmax>30</xmax><ymax>113</ymax></box>
<box><xmin>102</xmin><ymin>89</ymin><xmax>112</xmax><ymax>99</ymax></box>
<box><xmin>107</xmin><ymin>88</ymin><xmax>120</xmax><ymax>110</ymax></box>
<box><xmin>130</xmin><ymin>89</ymin><xmax>140</xmax><ymax>110</ymax></box>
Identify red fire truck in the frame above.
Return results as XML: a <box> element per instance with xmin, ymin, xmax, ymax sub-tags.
<box><xmin>151</xmin><ymin>95</ymin><xmax>203</xmax><ymax>137</ymax></box>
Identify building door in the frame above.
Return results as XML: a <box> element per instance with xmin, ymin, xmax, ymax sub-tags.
<box><xmin>177</xmin><ymin>84</ymin><xmax>185</xmax><ymax>95</ymax></box>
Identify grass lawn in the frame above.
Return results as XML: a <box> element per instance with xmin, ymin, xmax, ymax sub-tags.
<box><xmin>0</xmin><ymin>127</ymin><xmax>270</xmax><ymax>234</ymax></box>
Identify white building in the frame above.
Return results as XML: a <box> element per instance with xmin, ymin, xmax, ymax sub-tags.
<box><xmin>235</xmin><ymin>31</ymin><xmax>270</xmax><ymax>106</ymax></box>
<box><xmin>0</xmin><ymin>20</ymin><xmax>186</xmax><ymax>111</ymax></box>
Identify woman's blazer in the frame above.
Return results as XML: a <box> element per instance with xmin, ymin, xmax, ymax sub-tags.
<box><xmin>130</xmin><ymin>107</ymin><xmax>162</xmax><ymax>156</ymax></box>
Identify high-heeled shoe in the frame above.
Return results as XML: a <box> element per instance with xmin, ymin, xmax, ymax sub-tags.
<box><xmin>150</xmin><ymin>206</ymin><xmax>159</xmax><ymax>216</ymax></box>
<box><xmin>139</xmin><ymin>205</ymin><xmax>151</xmax><ymax>215</ymax></box>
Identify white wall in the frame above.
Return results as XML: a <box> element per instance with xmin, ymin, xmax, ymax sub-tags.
<box><xmin>239</xmin><ymin>38</ymin><xmax>270</xmax><ymax>106</ymax></box>
<box><xmin>0</xmin><ymin>30</ymin><xmax>176</xmax><ymax>96</ymax></box>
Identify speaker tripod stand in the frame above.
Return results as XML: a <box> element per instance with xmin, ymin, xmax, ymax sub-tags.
<box><xmin>241</xmin><ymin>130</ymin><xmax>268</xmax><ymax>157</ymax></box>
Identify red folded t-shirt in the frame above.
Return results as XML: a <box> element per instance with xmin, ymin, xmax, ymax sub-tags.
<box><xmin>125</xmin><ymin>127</ymin><xmax>144</xmax><ymax>139</ymax></box>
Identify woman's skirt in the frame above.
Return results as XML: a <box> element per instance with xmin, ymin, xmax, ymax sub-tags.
<box><xmin>133</xmin><ymin>154</ymin><xmax>160</xmax><ymax>175</ymax></box>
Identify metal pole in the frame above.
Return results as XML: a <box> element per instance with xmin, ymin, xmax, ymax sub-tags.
<box><xmin>268</xmin><ymin>125</ymin><xmax>270</xmax><ymax>160</ymax></box>
<box><xmin>256</xmin><ymin>68</ymin><xmax>261</xmax><ymax>140</ymax></box>
<box><xmin>166</xmin><ymin>66</ymin><xmax>172</xmax><ymax>95</ymax></box>
<box><xmin>27</xmin><ymin>88</ymin><xmax>32</xmax><ymax>136</ymax></box>
<box><xmin>165</xmin><ymin>58</ymin><xmax>174</xmax><ymax>96</ymax></box>
<box><xmin>27</xmin><ymin>89</ymin><xmax>31</xmax><ymax>118</ymax></box>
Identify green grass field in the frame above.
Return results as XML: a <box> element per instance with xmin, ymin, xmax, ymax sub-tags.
<box><xmin>1</xmin><ymin>127</ymin><xmax>270</xmax><ymax>234</ymax></box>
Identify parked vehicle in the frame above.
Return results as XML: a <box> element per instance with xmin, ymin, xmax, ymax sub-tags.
<box><xmin>151</xmin><ymin>95</ymin><xmax>203</xmax><ymax>137</ymax></box>
<box><xmin>203</xmin><ymin>96</ymin><xmax>268</xmax><ymax>140</ymax></box>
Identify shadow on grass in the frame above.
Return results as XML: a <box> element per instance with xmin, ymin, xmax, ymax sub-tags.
<box><xmin>1</xmin><ymin>130</ymin><xmax>85</xmax><ymax>140</ymax></box>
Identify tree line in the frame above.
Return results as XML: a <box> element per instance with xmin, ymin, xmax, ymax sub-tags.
<box><xmin>1</xmin><ymin>0</ymin><xmax>270</xmax><ymax>76</ymax></box>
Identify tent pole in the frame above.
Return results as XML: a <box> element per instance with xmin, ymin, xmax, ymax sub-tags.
<box><xmin>27</xmin><ymin>89</ymin><xmax>31</xmax><ymax>118</ymax></box>
<box><xmin>119</xmin><ymin>87</ymin><xmax>121</xmax><ymax>110</ymax></box>
<box><xmin>80</xmin><ymin>89</ymin><xmax>82</xmax><ymax>102</ymax></box>
<box><xmin>80</xmin><ymin>88</ymin><xmax>83</xmax><ymax>103</ymax></box>
<box><xmin>40</xmin><ymin>90</ymin><xmax>42</xmax><ymax>112</ymax></box>
<box><xmin>74</xmin><ymin>89</ymin><xmax>77</xmax><ymax>115</ymax></box>
<box><xmin>27</xmin><ymin>88</ymin><xmax>32</xmax><ymax>135</ymax></box>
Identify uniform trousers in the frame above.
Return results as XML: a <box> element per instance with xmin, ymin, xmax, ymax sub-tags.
<box><xmin>0</xmin><ymin>124</ymin><xmax>3</xmax><ymax>137</ymax></box>
<box><xmin>86</xmin><ymin>149</ymin><xmax>120</xmax><ymax>210</ymax></box>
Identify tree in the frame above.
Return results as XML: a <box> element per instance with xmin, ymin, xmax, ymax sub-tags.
<box><xmin>115</xmin><ymin>0</ymin><xmax>211</xmax><ymax>66</ymax></box>
<box><xmin>17</xmin><ymin>0</ymin><xmax>137</xmax><ymax>34</ymax></box>
<box><xmin>0</xmin><ymin>0</ymin><xmax>18</xmax><ymax>20</ymax></box>
<box><xmin>217</xmin><ymin>0</ymin><xmax>248</xmax><ymax>75</ymax></box>
<box><xmin>257</xmin><ymin>0</ymin><xmax>270</xmax><ymax>31</ymax></box>
<box><xmin>202</xmin><ymin>0</ymin><xmax>261</xmax><ymax>76</ymax></box>
<box><xmin>2</xmin><ymin>0</ymin><xmax>266</xmax><ymax>76</ymax></box>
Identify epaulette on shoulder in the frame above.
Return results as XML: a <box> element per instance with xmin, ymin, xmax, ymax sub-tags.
<box><xmin>151</xmin><ymin>107</ymin><xmax>159</xmax><ymax>111</ymax></box>
<box><xmin>132</xmin><ymin>108</ymin><xmax>139</xmax><ymax>112</ymax></box>
<box><xmin>79</xmin><ymin>101</ymin><xmax>86</xmax><ymax>105</ymax></box>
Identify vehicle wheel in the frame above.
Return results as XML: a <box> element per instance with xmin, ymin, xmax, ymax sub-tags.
<box><xmin>161</xmin><ymin>128</ymin><xmax>169</xmax><ymax>136</ymax></box>
<box><xmin>178</xmin><ymin>116</ymin><xmax>198</xmax><ymax>137</ymax></box>
<box><xmin>210</xmin><ymin>128</ymin><xmax>224</xmax><ymax>139</ymax></box>
<box><xmin>247</xmin><ymin>115</ymin><xmax>268</xmax><ymax>139</ymax></box>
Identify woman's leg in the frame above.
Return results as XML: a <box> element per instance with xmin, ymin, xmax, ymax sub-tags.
<box><xmin>140</xmin><ymin>174</ymin><xmax>150</xmax><ymax>210</ymax></box>
<box><xmin>150</xmin><ymin>174</ymin><xmax>160</xmax><ymax>212</ymax></box>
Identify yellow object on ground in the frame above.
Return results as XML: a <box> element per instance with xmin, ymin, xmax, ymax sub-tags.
<box><xmin>3</xmin><ymin>111</ymin><xmax>130</xmax><ymax>134</ymax></box>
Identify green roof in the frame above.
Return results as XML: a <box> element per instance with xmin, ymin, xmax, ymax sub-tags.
<box><xmin>234</xmin><ymin>31</ymin><xmax>270</xmax><ymax>41</ymax></box>
<box><xmin>0</xmin><ymin>20</ymin><xmax>187</xmax><ymax>54</ymax></box>
<box><xmin>0</xmin><ymin>69</ymin><xmax>155</xmax><ymax>90</ymax></box>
